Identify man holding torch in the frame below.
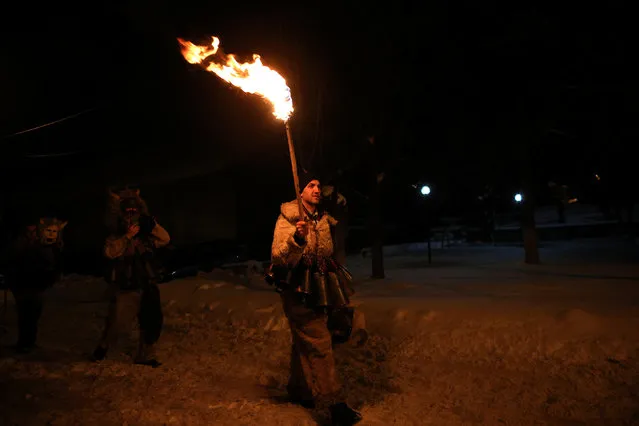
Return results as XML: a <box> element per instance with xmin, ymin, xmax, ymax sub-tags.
<box><xmin>177</xmin><ymin>35</ymin><xmax>362</xmax><ymax>424</ymax></box>
<box><xmin>269</xmin><ymin>171</ymin><xmax>362</xmax><ymax>425</ymax></box>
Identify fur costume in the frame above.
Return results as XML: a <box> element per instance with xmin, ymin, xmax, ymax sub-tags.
<box><xmin>95</xmin><ymin>187</ymin><xmax>169</xmax><ymax>363</ymax></box>
<box><xmin>271</xmin><ymin>200</ymin><xmax>360</xmax><ymax>409</ymax></box>
<box><xmin>103</xmin><ymin>186</ymin><xmax>169</xmax><ymax>284</ymax></box>
<box><xmin>7</xmin><ymin>218</ymin><xmax>66</xmax><ymax>351</ymax></box>
<box><xmin>271</xmin><ymin>200</ymin><xmax>353</xmax><ymax>309</ymax></box>
<box><xmin>8</xmin><ymin>218</ymin><xmax>66</xmax><ymax>290</ymax></box>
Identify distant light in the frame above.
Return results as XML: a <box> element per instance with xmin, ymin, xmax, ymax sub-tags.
<box><xmin>595</xmin><ymin>174</ymin><xmax>601</xmax><ymax>181</ymax></box>
<box><xmin>514</xmin><ymin>193</ymin><xmax>523</xmax><ymax>203</ymax></box>
<box><xmin>420</xmin><ymin>185</ymin><xmax>431</xmax><ymax>196</ymax></box>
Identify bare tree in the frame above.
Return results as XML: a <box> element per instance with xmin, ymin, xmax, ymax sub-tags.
<box><xmin>367</xmin><ymin>136</ymin><xmax>385</xmax><ymax>278</ymax></box>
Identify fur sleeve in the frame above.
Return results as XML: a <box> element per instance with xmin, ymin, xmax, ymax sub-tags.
<box><xmin>151</xmin><ymin>223</ymin><xmax>170</xmax><ymax>248</ymax></box>
<box><xmin>271</xmin><ymin>214</ymin><xmax>305</xmax><ymax>267</ymax></box>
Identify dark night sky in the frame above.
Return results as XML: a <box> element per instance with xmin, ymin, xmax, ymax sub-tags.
<box><xmin>0</xmin><ymin>1</ymin><xmax>634</xmax><ymax>220</ymax></box>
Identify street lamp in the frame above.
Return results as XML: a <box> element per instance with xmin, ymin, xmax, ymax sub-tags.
<box><xmin>415</xmin><ymin>183</ymin><xmax>433</xmax><ymax>264</ymax></box>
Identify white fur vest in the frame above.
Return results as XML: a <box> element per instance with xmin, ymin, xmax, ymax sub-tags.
<box><xmin>271</xmin><ymin>200</ymin><xmax>338</xmax><ymax>267</ymax></box>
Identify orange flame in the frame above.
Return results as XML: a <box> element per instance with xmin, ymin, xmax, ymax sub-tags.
<box><xmin>178</xmin><ymin>36</ymin><xmax>293</xmax><ymax>121</ymax></box>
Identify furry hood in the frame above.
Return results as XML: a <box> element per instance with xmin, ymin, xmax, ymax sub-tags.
<box><xmin>280</xmin><ymin>200</ymin><xmax>337</xmax><ymax>226</ymax></box>
<box><xmin>105</xmin><ymin>188</ymin><xmax>150</xmax><ymax>232</ymax></box>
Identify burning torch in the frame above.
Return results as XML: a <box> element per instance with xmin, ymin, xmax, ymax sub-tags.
<box><xmin>177</xmin><ymin>36</ymin><xmax>304</xmax><ymax>219</ymax></box>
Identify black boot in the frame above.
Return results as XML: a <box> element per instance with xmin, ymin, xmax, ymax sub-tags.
<box><xmin>134</xmin><ymin>359</ymin><xmax>162</xmax><ymax>368</ymax></box>
<box><xmin>329</xmin><ymin>402</ymin><xmax>362</xmax><ymax>425</ymax></box>
<box><xmin>91</xmin><ymin>346</ymin><xmax>108</xmax><ymax>361</ymax></box>
<box><xmin>289</xmin><ymin>396</ymin><xmax>315</xmax><ymax>409</ymax></box>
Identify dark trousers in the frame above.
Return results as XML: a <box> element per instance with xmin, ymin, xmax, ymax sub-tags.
<box><xmin>280</xmin><ymin>291</ymin><xmax>341</xmax><ymax>407</ymax></box>
<box><xmin>11</xmin><ymin>288</ymin><xmax>44</xmax><ymax>348</ymax></box>
<box><xmin>98</xmin><ymin>288</ymin><xmax>160</xmax><ymax>361</ymax></box>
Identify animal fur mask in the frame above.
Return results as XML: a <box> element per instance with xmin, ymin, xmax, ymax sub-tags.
<box><xmin>38</xmin><ymin>218</ymin><xmax>68</xmax><ymax>246</ymax></box>
<box><xmin>105</xmin><ymin>187</ymin><xmax>150</xmax><ymax>233</ymax></box>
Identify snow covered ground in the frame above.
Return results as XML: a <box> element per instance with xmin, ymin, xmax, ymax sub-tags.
<box><xmin>496</xmin><ymin>203</ymin><xmax>638</xmax><ymax>229</ymax></box>
<box><xmin>1</xmin><ymin>238</ymin><xmax>638</xmax><ymax>425</ymax></box>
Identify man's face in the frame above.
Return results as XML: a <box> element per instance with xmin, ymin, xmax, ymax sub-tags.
<box><xmin>301</xmin><ymin>180</ymin><xmax>321</xmax><ymax>205</ymax></box>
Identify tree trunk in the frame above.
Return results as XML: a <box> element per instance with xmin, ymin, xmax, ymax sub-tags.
<box><xmin>521</xmin><ymin>198</ymin><xmax>540</xmax><ymax>264</ymax></box>
<box><xmin>370</xmin><ymin>194</ymin><xmax>384</xmax><ymax>278</ymax></box>
<box><xmin>368</xmin><ymin>136</ymin><xmax>385</xmax><ymax>278</ymax></box>
<box><xmin>520</xmin><ymin>139</ymin><xmax>540</xmax><ymax>264</ymax></box>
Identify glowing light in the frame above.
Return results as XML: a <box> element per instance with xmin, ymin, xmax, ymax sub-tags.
<box><xmin>514</xmin><ymin>193</ymin><xmax>523</xmax><ymax>203</ymax></box>
<box><xmin>421</xmin><ymin>185</ymin><xmax>431</xmax><ymax>196</ymax></box>
<box><xmin>177</xmin><ymin>36</ymin><xmax>293</xmax><ymax>121</ymax></box>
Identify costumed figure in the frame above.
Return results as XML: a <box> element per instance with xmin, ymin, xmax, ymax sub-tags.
<box><xmin>92</xmin><ymin>186</ymin><xmax>170</xmax><ymax>367</ymax></box>
<box><xmin>6</xmin><ymin>218</ymin><xmax>66</xmax><ymax>353</ymax></box>
<box><xmin>266</xmin><ymin>172</ymin><xmax>363</xmax><ymax>426</ymax></box>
